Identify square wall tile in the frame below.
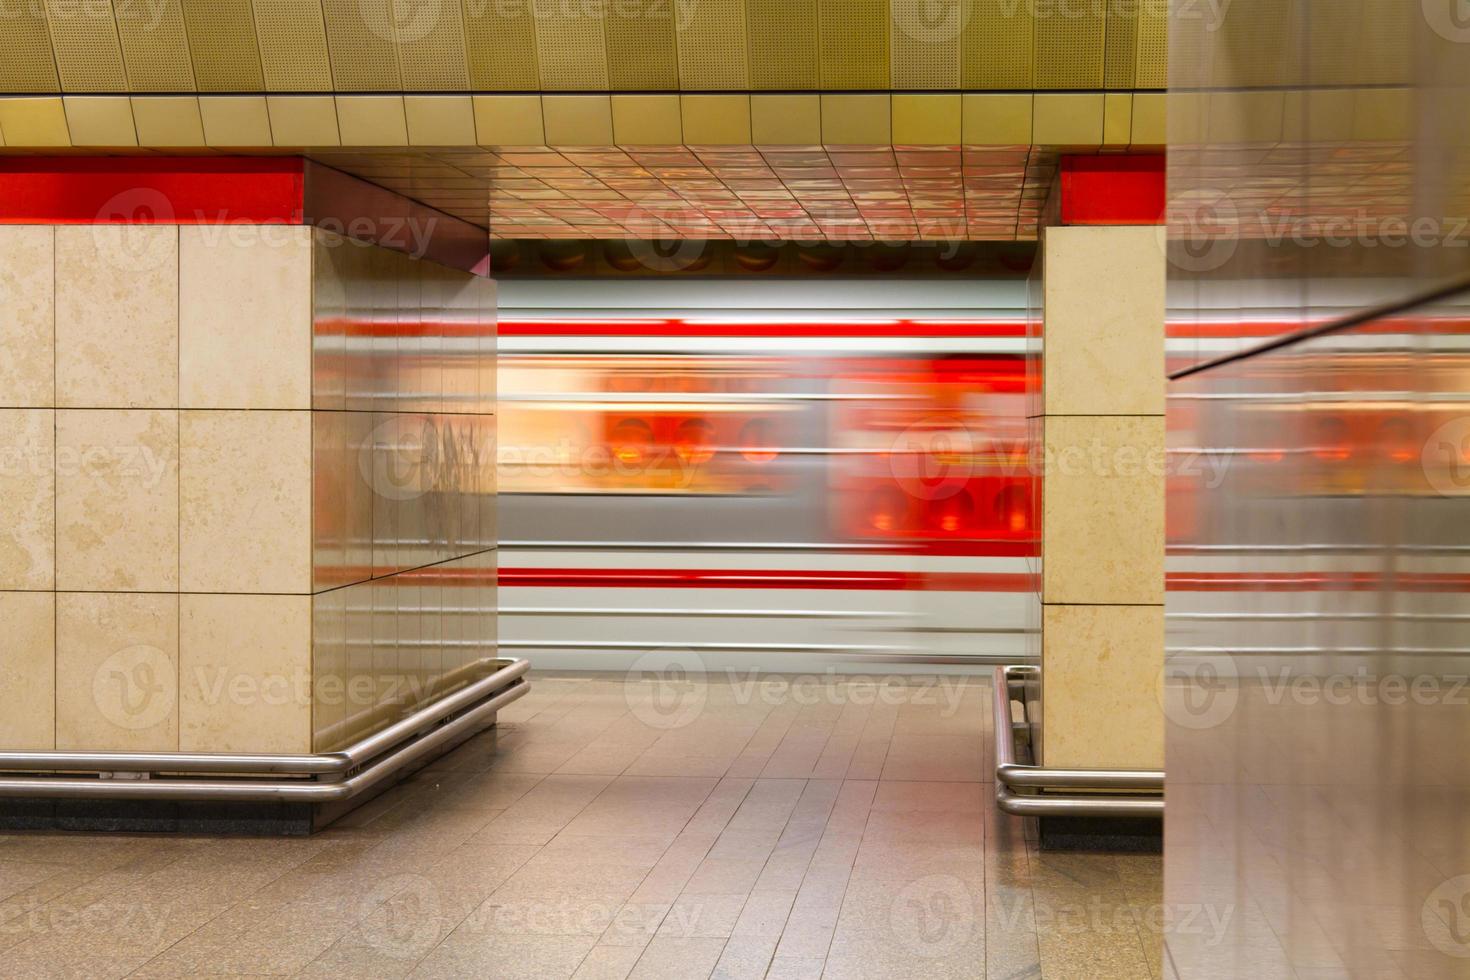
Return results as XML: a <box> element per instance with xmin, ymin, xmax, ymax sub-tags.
<box><xmin>0</xmin><ymin>226</ymin><xmax>55</xmax><ymax>408</ymax></box>
<box><xmin>179</xmin><ymin>593</ymin><xmax>312</xmax><ymax>753</ymax></box>
<box><xmin>1042</xmin><ymin>603</ymin><xmax>1163</xmax><ymax>770</ymax></box>
<box><xmin>57</xmin><ymin>592</ymin><xmax>179</xmax><ymax>752</ymax></box>
<box><xmin>56</xmin><ymin>409</ymin><xmax>179</xmax><ymax>592</ymax></box>
<box><xmin>55</xmin><ymin>225</ymin><xmax>178</xmax><ymax>409</ymax></box>
<box><xmin>0</xmin><ymin>409</ymin><xmax>54</xmax><ymax>590</ymax></box>
<box><xmin>0</xmin><ymin>592</ymin><xmax>55</xmax><ymax>750</ymax></box>
<box><xmin>180</xmin><ymin>410</ymin><xmax>312</xmax><ymax>594</ymax></box>
<box><xmin>1041</xmin><ymin>415</ymin><xmax>1164</xmax><ymax>606</ymax></box>
<box><xmin>1041</xmin><ymin>226</ymin><xmax>1165</xmax><ymax>417</ymax></box>
<box><xmin>180</xmin><ymin>224</ymin><xmax>313</xmax><ymax>410</ymax></box>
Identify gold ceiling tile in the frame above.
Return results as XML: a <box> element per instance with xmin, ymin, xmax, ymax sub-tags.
<box><xmin>397</xmin><ymin>1</ymin><xmax>470</xmax><ymax>90</ymax></box>
<box><xmin>470</xmin><ymin>95</ymin><xmax>546</xmax><ymax>145</ymax></box>
<box><xmin>1033</xmin><ymin>2</ymin><xmax>1103</xmax><ymax>89</ymax></box>
<box><xmin>266</xmin><ymin>94</ymin><xmax>340</xmax><ymax>146</ymax></box>
<box><xmin>818</xmin><ymin>0</ymin><xmax>887</xmax><ymax>89</ymax></box>
<box><xmin>1129</xmin><ymin>92</ymin><xmax>1164</xmax><ymax>146</ymax></box>
<box><xmin>746</xmin><ymin>0</ymin><xmax>819</xmax><ymax>89</ymax></box>
<box><xmin>0</xmin><ymin>7</ymin><xmax>59</xmax><ymax>93</ymax></box>
<box><xmin>677</xmin><ymin>0</ymin><xmax>748</xmax><ymax>89</ymax></box>
<box><xmin>750</xmin><ymin>94</ymin><xmax>820</xmax><ymax>146</ymax></box>
<box><xmin>1135</xmin><ymin>0</ymin><xmax>1166</xmax><ymax>88</ymax></box>
<box><xmin>116</xmin><ymin>0</ymin><xmax>195</xmax><ymax>92</ymax></box>
<box><xmin>1102</xmin><ymin>0</ymin><xmax>1138</xmax><ymax>90</ymax></box>
<box><xmin>463</xmin><ymin>0</ymin><xmax>539</xmax><ymax>89</ymax></box>
<box><xmin>45</xmin><ymin>0</ymin><xmax>127</xmax><ymax>91</ymax></box>
<box><xmin>181</xmin><ymin>0</ymin><xmax>264</xmax><ymax>91</ymax></box>
<box><xmin>680</xmin><ymin>95</ymin><xmax>752</xmax><ymax>145</ymax></box>
<box><xmin>534</xmin><ymin>0</ymin><xmax>609</xmax><ymax>91</ymax></box>
<box><xmin>63</xmin><ymin>95</ymin><xmax>137</xmax><ymax>146</ymax></box>
<box><xmin>890</xmin><ymin>0</ymin><xmax>960</xmax><ymax>89</ymax></box>
<box><xmin>336</xmin><ymin>95</ymin><xmax>409</xmax><ymax>146</ymax></box>
<box><xmin>1102</xmin><ymin>93</ymin><xmax>1131</xmax><ymax>146</ymax></box>
<box><xmin>821</xmin><ymin>94</ymin><xmax>890</xmax><ymax>145</ymax></box>
<box><xmin>606</xmin><ymin>0</ymin><xmax>678</xmax><ymax>89</ymax></box>
<box><xmin>543</xmin><ymin>95</ymin><xmax>614</xmax><ymax>146</ymax></box>
<box><xmin>962</xmin><ymin>0</ymin><xmax>1031</xmax><ymax>89</ymax></box>
<box><xmin>0</xmin><ymin>97</ymin><xmax>71</xmax><ymax>146</ymax></box>
<box><xmin>251</xmin><ymin>0</ymin><xmax>333</xmax><ymax>91</ymax></box>
<box><xmin>612</xmin><ymin>95</ymin><xmax>682</xmax><ymax>145</ymax></box>
<box><xmin>406</xmin><ymin>95</ymin><xmax>476</xmax><ymax>145</ymax></box>
<box><xmin>199</xmin><ymin>95</ymin><xmax>273</xmax><ymax>146</ymax></box>
<box><xmin>1032</xmin><ymin>93</ymin><xmax>1103</xmax><ymax>146</ymax></box>
<box><xmin>132</xmin><ymin>96</ymin><xmax>207</xmax><ymax>146</ymax></box>
<box><xmin>962</xmin><ymin>93</ymin><xmax>1031</xmax><ymax>144</ymax></box>
<box><xmin>321</xmin><ymin>0</ymin><xmax>402</xmax><ymax>90</ymax></box>
<box><xmin>893</xmin><ymin>93</ymin><xmax>960</xmax><ymax>145</ymax></box>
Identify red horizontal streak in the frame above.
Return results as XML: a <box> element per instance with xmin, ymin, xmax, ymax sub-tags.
<box><xmin>497</xmin><ymin>319</ymin><xmax>1029</xmax><ymax>338</ymax></box>
<box><xmin>499</xmin><ymin>567</ymin><xmax>1036</xmax><ymax>592</ymax></box>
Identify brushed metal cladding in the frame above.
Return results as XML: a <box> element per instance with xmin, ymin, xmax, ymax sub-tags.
<box><xmin>1166</xmin><ymin>2</ymin><xmax>1470</xmax><ymax>977</ymax></box>
<box><xmin>309</xmin><ymin>234</ymin><xmax>496</xmax><ymax>752</ymax></box>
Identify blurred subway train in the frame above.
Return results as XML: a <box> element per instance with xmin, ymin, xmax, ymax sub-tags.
<box><xmin>494</xmin><ymin>278</ymin><xmax>1037</xmax><ymax>672</ymax></box>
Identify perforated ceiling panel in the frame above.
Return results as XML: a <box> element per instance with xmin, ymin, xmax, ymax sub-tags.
<box><xmin>396</xmin><ymin>0</ymin><xmax>470</xmax><ymax>90</ymax></box>
<box><xmin>747</xmin><ymin>0</ymin><xmax>819</xmax><ymax>89</ymax></box>
<box><xmin>606</xmin><ymin>0</ymin><xmax>678</xmax><ymax>90</ymax></box>
<box><xmin>1307</xmin><ymin>0</ymin><xmax>1408</xmax><ymax>87</ymax></box>
<box><xmin>1185</xmin><ymin>0</ymin><xmax>1290</xmax><ymax>89</ymax></box>
<box><xmin>463</xmin><ymin>0</ymin><xmax>538</xmax><ymax>90</ymax></box>
<box><xmin>182</xmin><ymin>0</ymin><xmax>264</xmax><ymax>90</ymax></box>
<box><xmin>0</xmin><ymin>10</ymin><xmax>60</xmax><ymax>92</ymax></box>
<box><xmin>890</xmin><ymin>0</ymin><xmax>960</xmax><ymax>89</ymax></box>
<box><xmin>819</xmin><ymin>0</ymin><xmax>887</xmax><ymax>89</ymax></box>
<box><xmin>962</xmin><ymin>0</ymin><xmax>1031</xmax><ymax>89</ymax></box>
<box><xmin>116</xmin><ymin>0</ymin><xmax>196</xmax><ymax>91</ymax></box>
<box><xmin>45</xmin><ymin>0</ymin><xmax>127</xmax><ymax>91</ymax></box>
<box><xmin>322</xmin><ymin>0</ymin><xmax>402</xmax><ymax>90</ymax></box>
<box><xmin>677</xmin><ymin>0</ymin><xmax>748</xmax><ymax>89</ymax></box>
<box><xmin>533</xmin><ymin>0</ymin><xmax>609</xmax><ymax>91</ymax></box>
<box><xmin>1033</xmin><ymin>2</ymin><xmax>1104</xmax><ymax>89</ymax></box>
<box><xmin>1103</xmin><ymin>0</ymin><xmax>1138</xmax><ymax>90</ymax></box>
<box><xmin>251</xmin><ymin>0</ymin><xmax>332</xmax><ymax>91</ymax></box>
<box><xmin>1134</xmin><ymin>0</ymin><xmax>1166</xmax><ymax>89</ymax></box>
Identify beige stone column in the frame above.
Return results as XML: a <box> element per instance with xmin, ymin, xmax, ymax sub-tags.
<box><xmin>1035</xmin><ymin>225</ymin><xmax>1165</xmax><ymax>770</ymax></box>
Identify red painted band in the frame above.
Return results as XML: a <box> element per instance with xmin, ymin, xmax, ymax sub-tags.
<box><xmin>498</xmin><ymin>567</ymin><xmax>1037</xmax><ymax>592</ymax></box>
<box><xmin>1059</xmin><ymin>154</ymin><xmax>1166</xmax><ymax>226</ymax></box>
<box><xmin>496</xmin><ymin>319</ymin><xmax>1030</xmax><ymax>338</ymax></box>
<box><xmin>0</xmin><ymin>157</ymin><xmax>306</xmax><ymax>224</ymax></box>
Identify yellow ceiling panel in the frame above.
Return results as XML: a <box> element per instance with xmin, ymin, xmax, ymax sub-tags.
<box><xmin>0</xmin><ymin>97</ymin><xmax>71</xmax><ymax>145</ymax></box>
<box><xmin>472</xmin><ymin>94</ymin><xmax>545</xmax><ymax>144</ymax></box>
<box><xmin>680</xmin><ymin>94</ymin><xmax>751</xmax><ymax>144</ymax></box>
<box><xmin>543</xmin><ymin>95</ymin><xmax>613</xmax><ymax>145</ymax></box>
<box><xmin>116</xmin><ymin>0</ymin><xmax>196</xmax><ymax>92</ymax></box>
<box><xmin>890</xmin><ymin>0</ymin><xmax>960</xmax><ymax>89</ymax></box>
<box><xmin>397</xmin><ymin>1</ymin><xmax>471</xmax><ymax>91</ymax></box>
<box><xmin>818</xmin><ymin>0</ymin><xmax>887</xmax><ymax>89</ymax></box>
<box><xmin>1034</xmin><ymin>1</ymin><xmax>1104</xmax><ymax>89</ymax></box>
<box><xmin>251</xmin><ymin>0</ymin><xmax>333</xmax><ymax>91</ymax></box>
<box><xmin>181</xmin><ymin>0</ymin><xmax>264</xmax><ymax>91</ymax></box>
<box><xmin>405</xmin><ymin>95</ymin><xmax>475</xmax><ymax>144</ymax></box>
<box><xmin>45</xmin><ymin>0</ymin><xmax>127</xmax><ymax>92</ymax></box>
<box><xmin>534</xmin><ymin>0</ymin><xmax>609</xmax><ymax>90</ymax></box>
<box><xmin>1135</xmin><ymin>1</ymin><xmax>1166</xmax><ymax>89</ymax></box>
<box><xmin>606</xmin><ymin>0</ymin><xmax>678</xmax><ymax>89</ymax></box>
<box><xmin>1102</xmin><ymin>0</ymin><xmax>1137</xmax><ymax>90</ymax></box>
<box><xmin>962</xmin><ymin>0</ymin><xmax>1031</xmax><ymax>89</ymax></box>
<box><xmin>63</xmin><ymin>95</ymin><xmax>138</xmax><ymax>146</ymax></box>
<box><xmin>463</xmin><ymin>0</ymin><xmax>538</xmax><ymax>90</ymax></box>
<box><xmin>199</xmin><ymin>95</ymin><xmax>273</xmax><ymax>145</ymax></box>
<box><xmin>747</xmin><ymin>0</ymin><xmax>819</xmax><ymax>89</ymax></box>
<box><xmin>132</xmin><ymin>96</ymin><xmax>207</xmax><ymax>145</ymax></box>
<box><xmin>677</xmin><ymin>0</ymin><xmax>749</xmax><ymax>89</ymax></box>
<box><xmin>611</xmin><ymin>94</ymin><xmax>681</xmax><ymax>144</ymax></box>
<box><xmin>336</xmin><ymin>95</ymin><xmax>408</xmax><ymax>145</ymax></box>
<box><xmin>0</xmin><ymin>8</ymin><xmax>60</xmax><ymax>93</ymax></box>
<box><xmin>821</xmin><ymin>93</ymin><xmax>890</xmax><ymax>144</ymax></box>
<box><xmin>321</xmin><ymin>0</ymin><xmax>402</xmax><ymax>90</ymax></box>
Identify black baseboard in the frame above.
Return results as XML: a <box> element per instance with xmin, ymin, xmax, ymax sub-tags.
<box><xmin>1039</xmin><ymin>815</ymin><xmax>1162</xmax><ymax>853</ymax></box>
<box><xmin>0</xmin><ymin>799</ymin><xmax>315</xmax><ymax>835</ymax></box>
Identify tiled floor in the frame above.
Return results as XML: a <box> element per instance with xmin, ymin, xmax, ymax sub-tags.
<box><xmin>0</xmin><ymin>672</ymin><xmax>1163</xmax><ymax>979</ymax></box>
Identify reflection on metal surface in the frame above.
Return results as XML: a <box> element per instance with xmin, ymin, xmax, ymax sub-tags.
<box><xmin>1167</xmin><ymin>3</ymin><xmax>1470</xmax><ymax>975</ymax></box>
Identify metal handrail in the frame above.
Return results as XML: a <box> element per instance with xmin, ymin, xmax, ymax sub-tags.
<box><xmin>992</xmin><ymin>665</ymin><xmax>1164</xmax><ymax>816</ymax></box>
<box><xmin>0</xmin><ymin>659</ymin><xmax>530</xmax><ymax>802</ymax></box>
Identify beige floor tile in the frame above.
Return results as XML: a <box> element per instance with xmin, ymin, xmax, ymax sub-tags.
<box><xmin>627</xmin><ymin>936</ymin><xmax>727</xmax><ymax>979</ymax></box>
